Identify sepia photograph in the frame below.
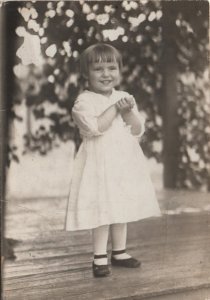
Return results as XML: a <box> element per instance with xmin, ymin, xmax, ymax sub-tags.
<box><xmin>1</xmin><ymin>1</ymin><xmax>210</xmax><ymax>299</ymax></box>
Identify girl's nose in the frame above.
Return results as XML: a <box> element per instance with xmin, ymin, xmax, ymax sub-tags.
<box><xmin>102</xmin><ymin>68</ymin><xmax>109</xmax><ymax>76</ymax></box>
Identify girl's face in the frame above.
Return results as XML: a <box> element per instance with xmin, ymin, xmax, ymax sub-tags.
<box><xmin>87</xmin><ymin>60</ymin><xmax>121</xmax><ymax>96</ymax></box>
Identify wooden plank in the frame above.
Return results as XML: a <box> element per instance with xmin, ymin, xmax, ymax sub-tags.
<box><xmin>4</xmin><ymin>241</ymin><xmax>210</xmax><ymax>292</ymax></box>
<box><xmin>3</xmin><ymin>214</ymin><xmax>210</xmax><ymax>300</ymax></box>
<box><xmin>4</xmin><ymin>232</ymin><xmax>209</xmax><ymax>269</ymax></box>
<box><xmin>3</xmin><ymin>272</ymin><xmax>210</xmax><ymax>300</ymax></box>
<box><xmin>4</xmin><ymin>233</ymin><xmax>209</xmax><ymax>278</ymax></box>
<box><xmin>3</xmin><ymin>192</ymin><xmax>210</xmax><ymax>300</ymax></box>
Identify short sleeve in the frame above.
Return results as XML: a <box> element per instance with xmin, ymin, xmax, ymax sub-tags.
<box><xmin>72</xmin><ymin>95</ymin><xmax>103</xmax><ymax>138</ymax></box>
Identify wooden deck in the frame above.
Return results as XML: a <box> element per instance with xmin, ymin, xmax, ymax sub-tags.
<box><xmin>2</xmin><ymin>190</ymin><xmax>210</xmax><ymax>300</ymax></box>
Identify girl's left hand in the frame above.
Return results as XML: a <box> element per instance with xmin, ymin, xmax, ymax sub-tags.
<box><xmin>116</xmin><ymin>96</ymin><xmax>135</xmax><ymax>114</ymax></box>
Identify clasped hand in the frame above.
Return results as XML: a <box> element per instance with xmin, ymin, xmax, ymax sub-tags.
<box><xmin>116</xmin><ymin>96</ymin><xmax>135</xmax><ymax>114</ymax></box>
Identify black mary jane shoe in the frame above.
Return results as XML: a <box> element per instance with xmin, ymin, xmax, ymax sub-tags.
<box><xmin>92</xmin><ymin>262</ymin><xmax>111</xmax><ymax>277</ymax></box>
<box><xmin>111</xmin><ymin>249</ymin><xmax>141</xmax><ymax>268</ymax></box>
<box><xmin>111</xmin><ymin>256</ymin><xmax>141</xmax><ymax>268</ymax></box>
<box><xmin>92</xmin><ymin>254</ymin><xmax>110</xmax><ymax>277</ymax></box>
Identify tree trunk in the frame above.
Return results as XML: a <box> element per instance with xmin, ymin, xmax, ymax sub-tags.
<box><xmin>161</xmin><ymin>2</ymin><xmax>180</xmax><ymax>188</ymax></box>
<box><xmin>0</xmin><ymin>0</ymin><xmax>7</xmax><ymax>262</ymax></box>
<box><xmin>1</xmin><ymin>1</ymin><xmax>21</xmax><ymax>260</ymax></box>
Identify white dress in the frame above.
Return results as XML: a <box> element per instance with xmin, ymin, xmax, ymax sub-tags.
<box><xmin>65</xmin><ymin>89</ymin><xmax>161</xmax><ymax>231</ymax></box>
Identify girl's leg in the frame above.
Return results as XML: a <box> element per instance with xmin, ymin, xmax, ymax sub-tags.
<box><xmin>110</xmin><ymin>223</ymin><xmax>131</xmax><ymax>259</ymax></box>
<box><xmin>92</xmin><ymin>225</ymin><xmax>109</xmax><ymax>265</ymax></box>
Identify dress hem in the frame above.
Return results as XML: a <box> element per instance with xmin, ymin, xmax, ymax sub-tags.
<box><xmin>65</xmin><ymin>212</ymin><xmax>162</xmax><ymax>232</ymax></box>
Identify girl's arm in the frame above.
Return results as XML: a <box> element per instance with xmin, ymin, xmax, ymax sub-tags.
<box><xmin>72</xmin><ymin>96</ymin><xmax>118</xmax><ymax>137</ymax></box>
<box><xmin>121</xmin><ymin>110</ymin><xmax>142</xmax><ymax>136</ymax></box>
<box><xmin>116</xmin><ymin>97</ymin><xmax>143</xmax><ymax>136</ymax></box>
<box><xmin>97</xmin><ymin>104</ymin><xmax>118</xmax><ymax>132</ymax></box>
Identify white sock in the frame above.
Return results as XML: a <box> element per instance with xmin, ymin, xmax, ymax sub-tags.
<box><xmin>111</xmin><ymin>223</ymin><xmax>131</xmax><ymax>259</ymax></box>
<box><xmin>92</xmin><ymin>225</ymin><xmax>109</xmax><ymax>265</ymax></box>
<box><xmin>113</xmin><ymin>252</ymin><xmax>131</xmax><ymax>260</ymax></box>
<box><xmin>94</xmin><ymin>257</ymin><xmax>108</xmax><ymax>265</ymax></box>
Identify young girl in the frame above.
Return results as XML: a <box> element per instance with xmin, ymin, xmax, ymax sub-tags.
<box><xmin>65</xmin><ymin>43</ymin><xmax>161</xmax><ymax>277</ymax></box>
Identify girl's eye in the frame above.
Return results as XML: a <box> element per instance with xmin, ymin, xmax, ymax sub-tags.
<box><xmin>93</xmin><ymin>68</ymin><xmax>102</xmax><ymax>71</ymax></box>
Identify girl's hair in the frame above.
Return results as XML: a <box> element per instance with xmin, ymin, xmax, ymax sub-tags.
<box><xmin>80</xmin><ymin>43</ymin><xmax>122</xmax><ymax>78</ymax></box>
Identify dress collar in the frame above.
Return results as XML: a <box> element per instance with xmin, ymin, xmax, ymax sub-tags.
<box><xmin>84</xmin><ymin>89</ymin><xmax>116</xmax><ymax>99</ymax></box>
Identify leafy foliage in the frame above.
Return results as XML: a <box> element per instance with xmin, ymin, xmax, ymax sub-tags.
<box><xmin>12</xmin><ymin>0</ymin><xmax>209</xmax><ymax>190</ymax></box>
<box><xmin>174</xmin><ymin>1</ymin><xmax>210</xmax><ymax>189</ymax></box>
<box><xmin>15</xmin><ymin>0</ymin><xmax>163</xmax><ymax>157</ymax></box>
<box><xmin>177</xmin><ymin>71</ymin><xmax>210</xmax><ymax>189</ymax></box>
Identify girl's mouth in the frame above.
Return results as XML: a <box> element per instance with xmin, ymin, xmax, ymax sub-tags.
<box><xmin>100</xmin><ymin>80</ymin><xmax>112</xmax><ymax>85</ymax></box>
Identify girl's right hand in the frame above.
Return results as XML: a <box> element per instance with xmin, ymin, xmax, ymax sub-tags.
<box><xmin>116</xmin><ymin>97</ymin><xmax>135</xmax><ymax>114</ymax></box>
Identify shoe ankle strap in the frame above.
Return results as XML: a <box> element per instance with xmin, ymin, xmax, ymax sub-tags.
<box><xmin>94</xmin><ymin>254</ymin><xmax>107</xmax><ymax>259</ymax></box>
<box><xmin>112</xmin><ymin>249</ymin><xmax>126</xmax><ymax>255</ymax></box>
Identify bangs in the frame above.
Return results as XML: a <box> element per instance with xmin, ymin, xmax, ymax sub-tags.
<box><xmin>88</xmin><ymin>49</ymin><xmax>118</xmax><ymax>64</ymax></box>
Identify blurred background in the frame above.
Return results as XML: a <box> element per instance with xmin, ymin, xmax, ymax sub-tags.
<box><xmin>2</xmin><ymin>0</ymin><xmax>210</xmax><ymax>200</ymax></box>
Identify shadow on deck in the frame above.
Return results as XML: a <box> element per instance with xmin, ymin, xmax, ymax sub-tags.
<box><xmin>2</xmin><ymin>190</ymin><xmax>210</xmax><ymax>300</ymax></box>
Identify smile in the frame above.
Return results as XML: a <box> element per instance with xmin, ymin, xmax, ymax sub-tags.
<box><xmin>100</xmin><ymin>80</ymin><xmax>112</xmax><ymax>85</ymax></box>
